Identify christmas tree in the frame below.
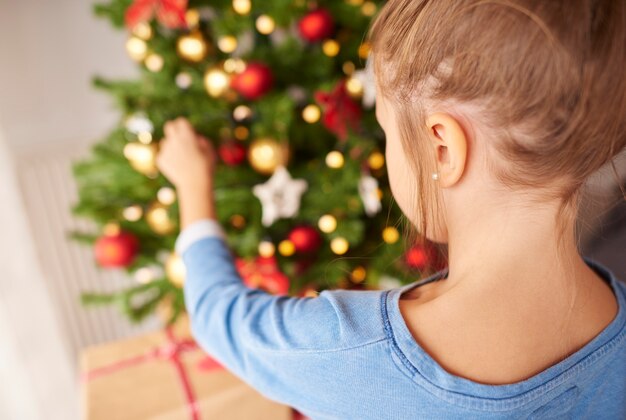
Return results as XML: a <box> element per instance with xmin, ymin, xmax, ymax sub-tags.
<box><xmin>71</xmin><ymin>0</ymin><xmax>443</xmax><ymax>325</ymax></box>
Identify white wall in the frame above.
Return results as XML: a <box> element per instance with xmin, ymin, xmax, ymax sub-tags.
<box><xmin>0</xmin><ymin>131</ymin><xmax>77</xmax><ymax>419</ymax></box>
<box><xmin>0</xmin><ymin>1</ymin><xmax>154</xmax><ymax>419</ymax></box>
<box><xmin>0</xmin><ymin>0</ymin><xmax>135</xmax><ymax>152</ymax></box>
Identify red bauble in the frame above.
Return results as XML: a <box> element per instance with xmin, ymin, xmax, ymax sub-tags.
<box><xmin>288</xmin><ymin>225</ymin><xmax>323</xmax><ymax>254</ymax></box>
<box><xmin>298</xmin><ymin>9</ymin><xmax>335</xmax><ymax>42</ymax></box>
<box><xmin>125</xmin><ymin>0</ymin><xmax>188</xmax><ymax>31</ymax></box>
<box><xmin>218</xmin><ymin>142</ymin><xmax>247</xmax><ymax>166</ymax></box>
<box><xmin>404</xmin><ymin>242</ymin><xmax>447</xmax><ymax>272</ymax></box>
<box><xmin>235</xmin><ymin>256</ymin><xmax>290</xmax><ymax>295</ymax></box>
<box><xmin>314</xmin><ymin>80</ymin><xmax>362</xmax><ymax>140</ymax></box>
<box><xmin>231</xmin><ymin>63</ymin><xmax>274</xmax><ymax>100</ymax></box>
<box><xmin>94</xmin><ymin>231</ymin><xmax>139</xmax><ymax>268</ymax></box>
<box><xmin>405</xmin><ymin>245</ymin><xmax>429</xmax><ymax>270</ymax></box>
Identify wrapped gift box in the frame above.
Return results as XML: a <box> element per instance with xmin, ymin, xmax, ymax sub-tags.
<box><xmin>80</xmin><ymin>316</ymin><xmax>294</xmax><ymax>420</ymax></box>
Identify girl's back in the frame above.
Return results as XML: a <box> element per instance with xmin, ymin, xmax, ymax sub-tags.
<box><xmin>398</xmin><ymin>257</ymin><xmax>619</xmax><ymax>386</ymax></box>
<box><xmin>180</xmin><ymin>236</ymin><xmax>626</xmax><ymax>418</ymax></box>
<box><xmin>167</xmin><ymin>0</ymin><xmax>626</xmax><ymax>418</ymax></box>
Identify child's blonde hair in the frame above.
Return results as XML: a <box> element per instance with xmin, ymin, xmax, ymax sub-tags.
<box><xmin>368</xmin><ymin>0</ymin><xmax>626</xmax><ymax>273</ymax></box>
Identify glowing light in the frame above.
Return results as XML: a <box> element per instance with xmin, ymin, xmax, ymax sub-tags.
<box><xmin>318</xmin><ymin>215</ymin><xmax>337</xmax><ymax>233</ymax></box>
<box><xmin>135</xmin><ymin>267</ymin><xmax>155</xmax><ymax>284</ymax></box>
<box><xmin>132</xmin><ymin>22</ymin><xmax>153</xmax><ymax>40</ymax></box>
<box><xmin>218</xmin><ymin>36</ymin><xmax>238</xmax><ymax>53</ymax></box>
<box><xmin>103</xmin><ymin>223</ymin><xmax>121</xmax><ymax>236</ymax></box>
<box><xmin>125</xmin><ymin>37</ymin><xmax>148</xmax><ymax>61</ymax></box>
<box><xmin>157</xmin><ymin>187</ymin><xmax>176</xmax><ymax>206</ymax></box>
<box><xmin>351</xmin><ymin>266</ymin><xmax>367</xmax><ymax>283</ymax></box>
<box><xmin>177</xmin><ymin>32</ymin><xmax>207</xmax><ymax>62</ymax></box>
<box><xmin>256</xmin><ymin>15</ymin><xmax>276</xmax><ymax>35</ymax></box>
<box><xmin>362</xmin><ymin>2</ymin><xmax>377</xmax><ymax>16</ymax></box>
<box><xmin>232</xmin><ymin>0</ymin><xmax>251</xmax><ymax>15</ymax></box>
<box><xmin>204</xmin><ymin>68</ymin><xmax>230</xmax><ymax>97</ymax></box>
<box><xmin>346</xmin><ymin>77</ymin><xmax>364</xmax><ymax>96</ymax></box>
<box><xmin>330</xmin><ymin>237</ymin><xmax>349</xmax><ymax>255</ymax></box>
<box><xmin>166</xmin><ymin>253</ymin><xmax>186</xmax><ymax>287</ymax></box>
<box><xmin>233</xmin><ymin>105</ymin><xmax>253</xmax><ymax>121</ymax></box>
<box><xmin>185</xmin><ymin>9</ymin><xmax>200</xmax><ymax>27</ymax></box>
<box><xmin>224</xmin><ymin>58</ymin><xmax>246</xmax><ymax>74</ymax></box>
<box><xmin>145</xmin><ymin>54</ymin><xmax>164</xmax><ymax>72</ymax></box>
<box><xmin>123</xmin><ymin>205</ymin><xmax>143</xmax><ymax>222</ymax></box>
<box><xmin>302</xmin><ymin>105</ymin><xmax>321</xmax><ymax>123</ymax></box>
<box><xmin>326</xmin><ymin>151</ymin><xmax>345</xmax><ymax>169</ymax></box>
<box><xmin>176</xmin><ymin>72</ymin><xmax>193</xmax><ymax>89</ymax></box>
<box><xmin>259</xmin><ymin>241</ymin><xmax>276</xmax><ymax>257</ymax></box>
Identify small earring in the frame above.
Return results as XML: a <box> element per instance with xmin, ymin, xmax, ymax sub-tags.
<box><xmin>431</xmin><ymin>172</ymin><xmax>440</xmax><ymax>181</ymax></box>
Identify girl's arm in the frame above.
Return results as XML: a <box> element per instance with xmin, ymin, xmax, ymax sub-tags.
<box><xmin>156</xmin><ymin>118</ymin><xmax>387</xmax><ymax>411</ymax></box>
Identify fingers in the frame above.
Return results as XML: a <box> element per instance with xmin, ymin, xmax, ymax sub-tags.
<box><xmin>164</xmin><ymin>117</ymin><xmax>195</xmax><ymax>141</ymax></box>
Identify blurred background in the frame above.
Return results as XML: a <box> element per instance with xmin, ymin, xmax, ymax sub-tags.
<box><xmin>0</xmin><ymin>0</ymin><xmax>624</xmax><ymax>419</ymax></box>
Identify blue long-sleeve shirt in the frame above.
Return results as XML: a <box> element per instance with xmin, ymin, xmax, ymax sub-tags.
<box><xmin>176</xmin><ymin>219</ymin><xmax>626</xmax><ymax>419</ymax></box>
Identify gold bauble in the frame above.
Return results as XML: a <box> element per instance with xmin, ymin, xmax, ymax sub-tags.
<box><xmin>123</xmin><ymin>142</ymin><xmax>159</xmax><ymax>177</ymax></box>
<box><xmin>103</xmin><ymin>222</ymin><xmax>121</xmax><ymax>236</ymax></box>
<box><xmin>234</xmin><ymin>126</ymin><xmax>249</xmax><ymax>140</ymax></box>
<box><xmin>382</xmin><ymin>226</ymin><xmax>400</xmax><ymax>244</ymax></box>
<box><xmin>351</xmin><ymin>266</ymin><xmax>367</xmax><ymax>283</ymax></box>
<box><xmin>230</xmin><ymin>214</ymin><xmax>246</xmax><ymax>229</ymax></box>
<box><xmin>185</xmin><ymin>9</ymin><xmax>200</xmax><ymax>28</ymax></box>
<box><xmin>303</xmin><ymin>288</ymin><xmax>319</xmax><ymax>298</ymax></box>
<box><xmin>165</xmin><ymin>253</ymin><xmax>186</xmax><ymax>288</ymax></box>
<box><xmin>358</xmin><ymin>42</ymin><xmax>371</xmax><ymax>59</ymax></box>
<box><xmin>342</xmin><ymin>61</ymin><xmax>356</xmax><ymax>75</ymax></box>
<box><xmin>248</xmin><ymin>138</ymin><xmax>289</xmax><ymax>175</ymax></box>
<box><xmin>177</xmin><ymin>31</ymin><xmax>208</xmax><ymax>62</ymax></box>
<box><xmin>223</xmin><ymin>58</ymin><xmax>246</xmax><ymax>74</ymax></box>
<box><xmin>362</xmin><ymin>1</ymin><xmax>377</xmax><ymax>16</ymax></box>
<box><xmin>146</xmin><ymin>202</ymin><xmax>176</xmax><ymax>235</ymax></box>
<box><xmin>322</xmin><ymin>40</ymin><xmax>340</xmax><ymax>57</ymax></box>
<box><xmin>368</xmin><ymin>151</ymin><xmax>385</xmax><ymax>170</ymax></box>
<box><xmin>278</xmin><ymin>240</ymin><xmax>296</xmax><ymax>257</ymax></box>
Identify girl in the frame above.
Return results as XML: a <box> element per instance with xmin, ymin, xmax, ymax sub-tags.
<box><xmin>156</xmin><ymin>0</ymin><xmax>626</xmax><ymax>418</ymax></box>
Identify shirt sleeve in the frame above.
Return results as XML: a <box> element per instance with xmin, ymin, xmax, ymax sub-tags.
<box><xmin>178</xmin><ymin>223</ymin><xmax>382</xmax><ymax>404</ymax></box>
<box><xmin>174</xmin><ymin>218</ymin><xmax>227</xmax><ymax>256</ymax></box>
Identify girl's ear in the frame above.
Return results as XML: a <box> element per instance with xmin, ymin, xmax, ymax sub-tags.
<box><xmin>425</xmin><ymin>112</ymin><xmax>467</xmax><ymax>188</ymax></box>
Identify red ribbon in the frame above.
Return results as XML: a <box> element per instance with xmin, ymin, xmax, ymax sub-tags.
<box><xmin>82</xmin><ymin>326</ymin><xmax>224</xmax><ymax>420</ymax></box>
